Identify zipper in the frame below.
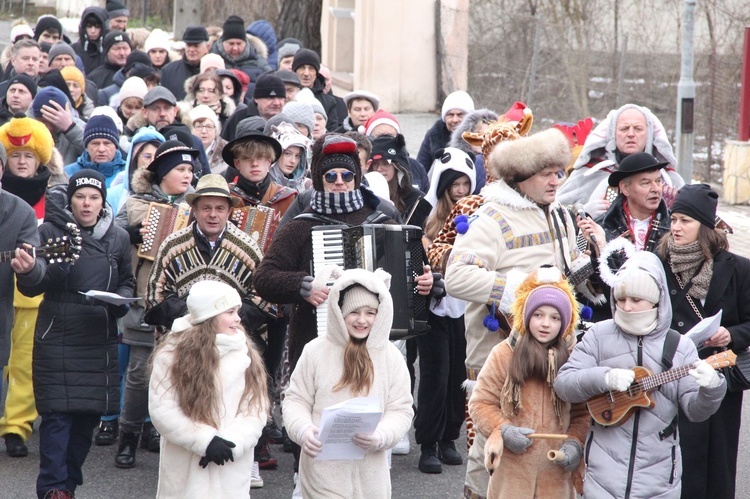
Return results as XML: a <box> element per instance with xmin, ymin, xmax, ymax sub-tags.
<box><xmin>584</xmin><ymin>429</ymin><xmax>594</xmax><ymax>467</ymax></box>
<box><xmin>107</xmin><ymin>256</ymin><xmax>113</xmax><ymax>291</ymax></box>
<box><xmin>40</xmin><ymin>316</ymin><xmax>55</xmax><ymax>340</ymax></box>
<box><xmin>104</xmin><ymin>306</ymin><xmax>110</xmax><ymax>411</ymax></box>
<box><xmin>669</xmin><ymin>445</ymin><xmax>676</xmax><ymax>484</ymax></box>
<box><xmin>623</xmin><ymin>336</ymin><xmax>643</xmax><ymax>499</ymax></box>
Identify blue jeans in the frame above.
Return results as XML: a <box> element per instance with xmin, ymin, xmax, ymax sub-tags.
<box><xmin>37</xmin><ymin>412</ymin><xmax>100</xmax><ymax>498</ymax></box>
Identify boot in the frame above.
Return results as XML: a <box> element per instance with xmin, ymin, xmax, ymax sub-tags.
<box><xmin>418</xmin><ymin>443</ymin><xmax>442</xmax><ymax>474</ymax></box>
<box><xmin>4</xmin><ymin>433</ymin><xmax>28</xmax><ymax>458</ymax></box>
<box><xmin>94</xmin><ymin>420</ymin><xmax>118</xmax><ymax>446</ymax></box>
<box><xmin>438</xmin><ymin>440</ymin><xmax>463</xmax><ymax>465</ymax></box>
<box><xmin>114</xmin><ymin>431</ymin><xmax>139</xmax><ymax>468</ymax></box>
<box><xmin>140</xmin><ymin>422</ymin><xmax>161</xmax><ymax>453</ymax></box>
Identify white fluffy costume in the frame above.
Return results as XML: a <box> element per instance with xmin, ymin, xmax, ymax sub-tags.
<box><xmin>283</xmin><ymin>268</ymin><xmax>414</xmax><ymax>499</ymax></box>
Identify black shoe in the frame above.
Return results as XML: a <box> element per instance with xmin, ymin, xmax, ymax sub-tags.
<box><xmin>4</xmin><ymin>433</ymin><xmax>28</xmax><ymax>458</ymax></box>
<box><xmin>438</xmin><ymin>440</ymin><xmax>463</xmax><ymax>465</ymax></box>
<box><xmin>94</xmin><ymin>420</ymin><xmax>117</xmax><ymax>446</ymax></box>
<box><xmin>265</xmin><ymin>417</ymin><xmax>283</xmax><ymax>443</ymax></box>
<box><xmin>140</xmin><ymin>423</ymin><xmax>161</xmax><ymax>453</ymax></box>
<box><xmin>114</xmin><ymin>432</ymin><xmax>139</xmax><ymax>469</ymax></box>
<box><xmin>418</xmin><ymin>443</ymin><xmax>442</xmax><ymax>474</ymax></box>
<box><xmin>281</xmin><ymin>427</ymin><xmax>293</xmax><ymax>453</ymax></box>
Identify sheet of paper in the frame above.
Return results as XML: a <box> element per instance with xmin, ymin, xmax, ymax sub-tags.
<box><xmin>316</xmin><ymin>397</ymin><xmax>383</xmax><ymax>461</ymax></box>
<box><xmin>79</xmin><ymin>290</ymin><xmax>140</xmax><ymax>305</ymax></box>
<box><xmin>684</xmin><ymin>310</ymin><xmax>723</xmax><ymax>350</ymax></box>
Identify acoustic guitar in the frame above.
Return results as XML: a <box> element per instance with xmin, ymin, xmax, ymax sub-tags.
<box><xmin>587</xmin><ymin>350</ymin><xmax>736</xmax><ymax>427</ymax></box>
<box><xmin>0</xmin><ymin>223</ymin><xmax>82</xmax><ymax>265</ymax></box>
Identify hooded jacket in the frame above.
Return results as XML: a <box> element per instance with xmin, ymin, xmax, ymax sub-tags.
<box><xmin>416</xmin><ymin>118</ymin><xmax>452</xmax><ymax>173</ymax></box>
<box><xmin>283</xmin><ymin>268</ymin><xmax>413</xmax><ymax>499</ymax></box>
<box><xmin>71</xmin><ymin>7</ymin><xmax>109</xmax><ymax>74</ymax></box>
<box><xmin>247</xmin><ymin>21</ymin><xmax>278</xmax><ymax>70</ymax></box>
<box><xmin>554</xmin><ymin>251</ymin><xmax>725</xmax><ymax>499</ymax></box>
<box><xmin>447</xmin><ymin>108</ymin><xmax>497</xmax><ymax>192</ymax></box>
<box><xmin>19</xmin><ymin>194</ymin><xmax>134</xmax><ymax>414</ymax></box>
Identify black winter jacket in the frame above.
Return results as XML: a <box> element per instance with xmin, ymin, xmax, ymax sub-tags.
<box><xmin>19</xmin><ymin>195</ymin><xmax>134</xmax><ymax>415</ymax></box>
<box><xmin>416</xmin><ymin>119</ymin><xmax>452</xmax><ymax>172</ymax></box>
<box><xmin>160</xmin><ymin>56</ymin><xmax>201</xmax><ymax>101</ymax></box>
<box><xmin>71</xmin><ymin>7</ymin><xmax>108</xmax><ymax>75</ymax></box>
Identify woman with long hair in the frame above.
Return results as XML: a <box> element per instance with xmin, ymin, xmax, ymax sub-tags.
<box><xmin>149</xmin><ymin>280</ymin><xmax>269</xmax><ymax>497</ymax></box>
<box><xmin>657</xmin><ymin>184</ymin><xmax>750</xmax><ymax>499</ymax></box>
<box><xmin>180</xmin><ymin>72</ymin><xmax>236</xmax><ymax>129</ymax></box>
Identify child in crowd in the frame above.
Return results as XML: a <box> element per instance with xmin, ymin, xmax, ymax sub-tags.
<box><xmin>269</xmin><ymin>121</ymin><xmax>312</xmax><ymax>193</ymax></box>
<box><xmin>283</xmin><ymin>268</ymin><xmax>414</xmax><ymax>499</ymax></box>
<box><xmin>148</xmin><ymin>281</ymin><xmax>269</xmax><ymax>497</ymax></box>
<box><xmin>469</xmin><ymin>267</ymin><xmax>588</xmax><ymax>498</ymax></box>
<box><xmin>554</xmin><ymin>251</ymin><xmax>726</xmax><ymax>498</ymax></box>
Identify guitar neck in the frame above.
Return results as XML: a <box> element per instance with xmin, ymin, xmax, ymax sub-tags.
<box><xmin>0</xmin><ymin>247</ymin><xmax>34</xmax><ymax>263</ymax></box>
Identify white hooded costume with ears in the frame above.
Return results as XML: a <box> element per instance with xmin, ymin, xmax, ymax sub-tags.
<box><xmin>282</xmin><ymin>268</ymin><xmax>414</xmax><ymax>499</ymax></box>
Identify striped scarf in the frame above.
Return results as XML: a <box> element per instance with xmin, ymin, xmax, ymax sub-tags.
<box><xmin>310</xmin><ymin>190</ymin><xmax>364</xmax><ymax>215</ymax></box>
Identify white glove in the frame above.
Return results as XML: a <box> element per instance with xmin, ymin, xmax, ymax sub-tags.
<box><xmin>689</xmin><ymin>359</ymin><xmax>722</xmax><ymax>388</ymax></box>
<box><xmin>606</xmin><ymin>368</ymin><xmax>636</xmax><ymax>392</ymax></box>
<box><xmin>584</xmin><ymin>198</ymin><xmax>611</xmax><ymax>219</ymax></box>
<box><xmin>299</xmin><ymin>426</ymin><xmax>322</xmax><ymax>458</ymax></box>
<box><xmin>352</xmin><ymin>430</ymin><xmax>384</xmax><ymax>452</ymax></box>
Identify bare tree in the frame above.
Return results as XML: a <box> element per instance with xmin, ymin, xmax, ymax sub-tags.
<box><xmin>276</xmin><ymin>0</ymin><xmax>323</xmax><ymax>54</ymax></box>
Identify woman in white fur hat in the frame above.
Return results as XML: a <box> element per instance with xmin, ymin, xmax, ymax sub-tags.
<box><xmin>149</xmin><ymin>280</ymin><xmax>269</xmax><ymax>497</ymax></box>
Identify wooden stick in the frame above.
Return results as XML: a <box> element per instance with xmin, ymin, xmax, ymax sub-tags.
<box><xmin>528</xmin><ymin>433</ymin><xmax>569</xmax><ymax>440</ymax></box>
<box><xmin>548</xmin><ymin>450</ymin><xmax>566</xmax><ymax>462</ymax></box>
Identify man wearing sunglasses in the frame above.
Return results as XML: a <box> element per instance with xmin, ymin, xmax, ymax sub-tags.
<box><xmin>253</xmin><ymin>135</ymin><xmax>439</xmax><ymax>495</ymax></box>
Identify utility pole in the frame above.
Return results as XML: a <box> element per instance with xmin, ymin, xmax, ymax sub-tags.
<box><xmin>173</xmin><ymin>0</ymin><xmax>202</xmax><ymax>41</ymax></box>
<box><xmin>675</xmin><ymin>0</ymin><xmax>696</xmax><ymax>183</ymax></box>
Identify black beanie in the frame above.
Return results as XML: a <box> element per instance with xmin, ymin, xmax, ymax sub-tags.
<box><xmin>671</xmin><ymin>184</ymin><xmax>718</xmax><ymax>229</ymax></box>
<box><xmin>67</xmin><ymin>169</ymin><xmax>107</xmax><ymax>205</ymax></box>
<box><xmin>292</xmin><ymin>48</ymin><xmax>320</xmax><ymax>73</ymax></box>
<box><xmin>5</xmin><ymin>74</ymin><xmax>37</xmax><ymax>98</ymax></box>
<box><xmin>222</xmin><ymin>15</ymin><xmax>247</xmax><ymax>42</ymax></box>
<box><xmin>253</xmin><ymin>74</ymin><xmax>286</xmax><ymax>100</ymax></box>
<box><xmin>159</xmin><ymin>125</ymin><xmax>196</xmax><ymax>149</ymax></box>
<box><xmin>103</xmin><ymin>31</ymin><xmax>132</xmax><ymax>54</ymax></box>
<box><xmin>123</xmin><ymin>50</ymin><xmax>152</xmax><ymax>73</ymax></box>
<box><xmin>148</xmin><ymin>140</ymin><xmax>198</xmax><ymax>184</ymax></box>
<box><xmin>38</xmin><ymin>69</ymin><xmax>75</xmax><ymax>108</ymax></box>
<box><xmin>106</xmin><ymin>0</ymin><xmax>130</xmax><ymax>18</ymax></box>
<box><xmin>34</xmin><ymin>15</ymin><xmax>63</xmax><ymax>40</ymax></box>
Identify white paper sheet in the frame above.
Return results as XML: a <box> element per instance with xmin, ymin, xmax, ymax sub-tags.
<box><xmin>79</xmin><ymin>290</ymin><xmax>140</xmax><ymax>305</ymax></box>
<box><xmin>316</xmin><ymin>397</ymin><xmax>383</xmax><ymax>461</ymax></box>
<box><xmin>684</xmin><ymin>310</ymin><xmax>723</xmax><ymax>350</ymax></box>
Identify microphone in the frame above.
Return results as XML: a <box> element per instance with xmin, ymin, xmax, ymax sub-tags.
<box><xmin>574</xmin><ymin>203</ymin><xmax>597</xmax><ymax>245</ymax></box>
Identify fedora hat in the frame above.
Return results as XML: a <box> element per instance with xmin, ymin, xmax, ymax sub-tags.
<box><xmin>185</xmin><ymin>174</ymin><xmax>241</xmax><ymax>207</ymax></box>
<box><xmin>608</xmin><ymin>152</ymin><xmax>668</xmax><ymax>187</ymax></box>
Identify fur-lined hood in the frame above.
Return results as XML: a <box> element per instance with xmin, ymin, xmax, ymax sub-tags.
<box><xmin>48</xmin><ymin>147</ymin><xmax>67</xmax><ymax>186</ymax></box>
<box><xmin>130</xmin><ymin>167</ymin><xmax>157</xmax><ymax>195</ymax></box>
<box><xmin>487</xmin><ymin>128</ymin><xmax>570</xmax><ymax>183</ymax></box>
<box><xmin>449</xmin><ymin>108</ymin><xmax>499</xmax><ymax>155</ymax></box>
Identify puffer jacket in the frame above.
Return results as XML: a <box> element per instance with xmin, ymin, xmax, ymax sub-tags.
<box><xmin>554</xmin><ymin>252</ymin><xmax>725</xmax><ymax>499</ymax></box>
<box><xmin>19</xmin><ymin>194</ymin><xmax>134</xmax><ymax>415</ymax></box>
<box><xmin>247</xmin><ymin>21</ymin><xmax>278</xmax><ymax>69</ymax></box>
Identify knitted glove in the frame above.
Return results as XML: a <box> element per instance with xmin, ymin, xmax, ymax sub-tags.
<box><xmin>299</xmin><ymin>276</ymin><xmax>314</xmax><ymax>299</ymax></box>
<box><xmin>300</xmin><ymin>426</ymin><xmax>322</xmax><ymax>458</ymax></box>
<box><xmin>689</xmin><ymin>359</ymin><xmax>722</xmax><ymax>388</ymax></box>
<box><xmin>200</xmin><ymin>436</ymin><xmax>235</xmax><ymax>467</ymax></box>
<box><xmin>500</xmin><ymin>424</ymin><xmax>534</xmax><ymax>454</ymax></box>
<box><xmin>352</xmin><ymin>430</ymin><xmax>384</xmax><ymax>452</ymax></box>
<box><xmin>555</xmin><ymin>439</ymin><xmax>583</xmax><ymax>472</ymax></box>
<box><xmin>606</xmin><ymin>368</ymin><xmax>635</xmax><ymax>392</ymax></box>
<box><xmin>429</xmin><ymin>272</ymin><xmax>446</xmax><ymax>298</ymax></box>
<box><xmin>124</xmin><ymin>222</ymin><xmax>144</xmax><ymax>245</ymax></box>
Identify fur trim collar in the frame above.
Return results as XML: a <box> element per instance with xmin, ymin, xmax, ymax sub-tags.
<box><xmin>130</xmin><ymin>167</ymin><xmax>156</xmax><ymax>195</ymax></box>
<box><xmin>480</xmin><ymin>180</ymin><xmax>537</xmax><ymax>210</ymax></box>
<box><xmin>247</xmin><ymin>34</ymin><xmax>269</xmax><ymax>59</ymax></box>
<box><xmin>487</xmin><ymin>128</ymin><xmax>570</xmax><ymax>182</ymax></box>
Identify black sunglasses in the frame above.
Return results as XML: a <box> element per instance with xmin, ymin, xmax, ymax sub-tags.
<box><xmin>324</xmin><ymin>171</ymin><xmax>355</xmax><ymax>183</ymax></box>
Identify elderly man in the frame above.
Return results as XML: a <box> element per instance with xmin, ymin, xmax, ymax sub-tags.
<box><xmin>416</xmin><ymin>90</ymin><xmax>474</xmax><ymax>171</ymax></box>
<box><xmin>445</xmin><ymin>127</ymin><xmax>584</xmax><ymax>499</ymax></box>
<box><xmin>557</xmin><ymin>103</ymin><xmax>684</xmax><ymax>215</ymax></box>
<box><xmin>0</xmin><ymin>75</ymin><xmax>37</xmax><ymax>127</ymax></box>
<box><xmin>106</xmin><ymin>0</ymin><xmax>129</xmax><ymax>31</ymax></box>
<box><xmin>211</xmin><ymin>15</ymin><xmax>270</xmax><ymax>83</ymax></box>
<box><xmin>160</xmin><ymin>26</ymin><xmax>210</xmax><ymax>101</ymax></box>
<box><xmin>0</xmin><ymin>40</ymin><xmax>41</xmax><ymax>96</ymax></box>
<box><xmin>87</xmin><ymin>31</ymin><xmax>132</xmax><ymax>89</ymax></box>
<box><xmin>221</xmin><ymin>74</ymin><xmax>286</xmax><ymax>141</ymax></box>
<box><xmin>292</xmin><ymin>48</ymin><xmax>340</xmax><ymax>131</ymax></box>
<box><xmin>64</xmin><ymin>115</ymin><xmax>126</xmax><ymax>186</ymax></box>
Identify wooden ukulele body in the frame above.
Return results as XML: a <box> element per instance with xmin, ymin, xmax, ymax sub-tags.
<box><xmin>587</xmin><ymin>366</ymin><xmax>654</xmax><ymax>426</ymax></box>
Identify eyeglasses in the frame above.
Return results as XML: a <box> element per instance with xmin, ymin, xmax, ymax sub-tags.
<box><xmin>193</xmin><ymin>123</ymin><xmax>216</xmax><ymax>131</ymax></box>
<box><xmin>324</xmin><ymin>171</ymin><xmax>355</xmax><ymax>183</ymax></box>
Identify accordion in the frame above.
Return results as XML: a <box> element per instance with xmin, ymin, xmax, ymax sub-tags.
<box><xmin>311</xmin><ymin>224</ymin><xmax>429</xmax><ymax>340</ymax></box>
<box><xmin>137</xmin><ymin>203</ymin><xmax>192</xmax><ymax>261</ymax></box>
<box><xmin>229</xmin><ymin>205</ymin><xmax>280</xmax><ymax>254</ymax></box>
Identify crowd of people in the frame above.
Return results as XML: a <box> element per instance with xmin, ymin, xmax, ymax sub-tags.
<box><xmin>0</xmin><ymin>5</ymin><xmax>748</xmax><ymax>499</ymax></box>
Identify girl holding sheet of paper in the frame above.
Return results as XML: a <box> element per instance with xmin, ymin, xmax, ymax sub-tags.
<box><xmin>283</xmin><ymin>268</ymin><xmax>413</xmax><ymax>499</ymax></box>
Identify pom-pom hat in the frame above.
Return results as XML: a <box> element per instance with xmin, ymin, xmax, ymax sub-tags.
<box><xmin>311</xmin><ymin>135</ymin><xmax>361</xmax><ymax>191</ymax></box>
<box><xmin>0</xmin><ymin>115</ymin><xmax>54</xmax><ymax>165</ymax></box>
<box><xmin>359</xmin><ymin>110</ymin><xmax>400</xmax><ymax>136</ymax></box>
<box><xmin>510</xmin><ymin>266</ymin><xmax>579</xmax><ymax>340</ymax></box>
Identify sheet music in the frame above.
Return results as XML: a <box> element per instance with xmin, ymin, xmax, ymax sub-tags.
<box><xmin>684</xmin><ymin>310</ymin><xmax>723</xmax><ymax>350</ymax></box>
<box><xmin>316</xmin><ymin>397</ymin><xmax>383</xmax><ymax>461</ymax></box>
<box><xmin>79</xmin><ymin>290</ymin><xmax>140</xmax><ymax>305</ymax></box>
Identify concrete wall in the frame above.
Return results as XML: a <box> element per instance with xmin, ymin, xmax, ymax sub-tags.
<box><xmin>322</xmin><ymin>0</ymin><xmax>439</xmax><ymax>113</ymax></box>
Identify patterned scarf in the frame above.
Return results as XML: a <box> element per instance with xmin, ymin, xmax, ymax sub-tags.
<box><xmin>668</xmin><ymin>239</ymin><xmax>713</xmax><ymax>300</ymax></box>
<box><xmin>310</xmin><ymin>189</ymin><xmax>364</xmax><ymax>215</ymax></box>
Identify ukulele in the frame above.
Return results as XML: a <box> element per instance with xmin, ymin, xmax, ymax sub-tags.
<box><xmin>0</xmin><ymin>223</ymin><xmax>82</xmax><ymax>265</ymax></box>
<box><xmin>587</xmin><ymin>350</ymin><xmax>736</xmax><ymax>427</ymax></box>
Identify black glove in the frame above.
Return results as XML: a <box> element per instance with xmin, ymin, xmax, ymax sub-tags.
<box><xmin>200</xmin><ymin>436</ymin><xmax>236</xmax><ymax>468</ymax></box>
<box><xmin>108</xmin><ymin>303</ymin><xmax>130</xmax><ymax>319</ymax></box>
<box><xmin>430</xmin><ymin>272</ymin><xmax>446</xmax><ymax>298</ymax></box>
<box><xmin>124</xmin><ymin>222</ymin><xmax>144</xmax><ymax>245</ymax></box>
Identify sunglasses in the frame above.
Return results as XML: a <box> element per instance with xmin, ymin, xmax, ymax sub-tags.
<box><xmin>324</xmin><ymin>171</ymin><xmax>355</xmax><ymax>183</ymax></box>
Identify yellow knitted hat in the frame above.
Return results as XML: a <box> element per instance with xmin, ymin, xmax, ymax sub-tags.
<box><xmin>0</xmin><ymin>115</ymin><xmax>54</xmax><ymax>166</ymax></box>
<box><xmin>510</xmin><ymin>266</ymin><xmax>579</xmax><ymax>340</ymax></box>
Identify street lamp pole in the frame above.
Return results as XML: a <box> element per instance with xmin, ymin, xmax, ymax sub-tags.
<box><xmin>675</xmin><ymin>0</ymin><xmax>696</xmax><ymax>183</ymax></box>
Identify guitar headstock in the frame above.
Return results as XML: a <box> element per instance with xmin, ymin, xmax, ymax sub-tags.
<box><xmin>705</xmin><ymin>350</ymin><xmax>737</xmax><ymax>369</ymax></box>
<box><xmin>36</xmin><ymin>223</ymin><xmax>82</xmax><ymax>264</ymax></box>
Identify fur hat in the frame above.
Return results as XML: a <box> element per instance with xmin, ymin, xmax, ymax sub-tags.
<box><xmin>487</xmin><ymin>127</ymin><xmax>570</xmax><ymax>184</ymax></box>
<box><xmin>511</xmin><ymin>266</ymin><xmax>579</xmax><ymax>341</ymax></box>
<box><xmin>281</xmin><ymin>101</ymin><xmax>314</xmax><ymax>138</ymax></box>
<box><xmin>83</xmin><ymin>115</ymin><xmax>119</xmax><ymax>148</ymax></box>
<box><xmin>0</xmin><ymin>115</ymin><xmax>54</xmax><ymax>165</ymax></box>
<box><xmin>171</xmin><ymin>280</ymin><xmax>242</xmax><ymax>332</ymax></box>
<box><xmin>441</xmin><ymin>90</ymin><xmax>474</xmax><ymax>121</ymax></box>
<box><xmin>311</xmin><ymin>135</ymin><xmax>361</xmax><ymax>191</ymax></box>
<box><xmin>341</xmin><ymin>284</ymin><xmax>380</xmax><ymax>316</ymax></box>
<box><xmin>67</xmin><ymin>169</ymin><xmax>106</xmax><ymax>205</ymax></box>
<box><xmin>358</xmin><ymin>109</ymin><xmax>400</xmax><ymax>136</ymax></box>
<box><xmin>671</xmin><ymin>183</ymin><xmax>718</xmax><ymax>229</ymax></box>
